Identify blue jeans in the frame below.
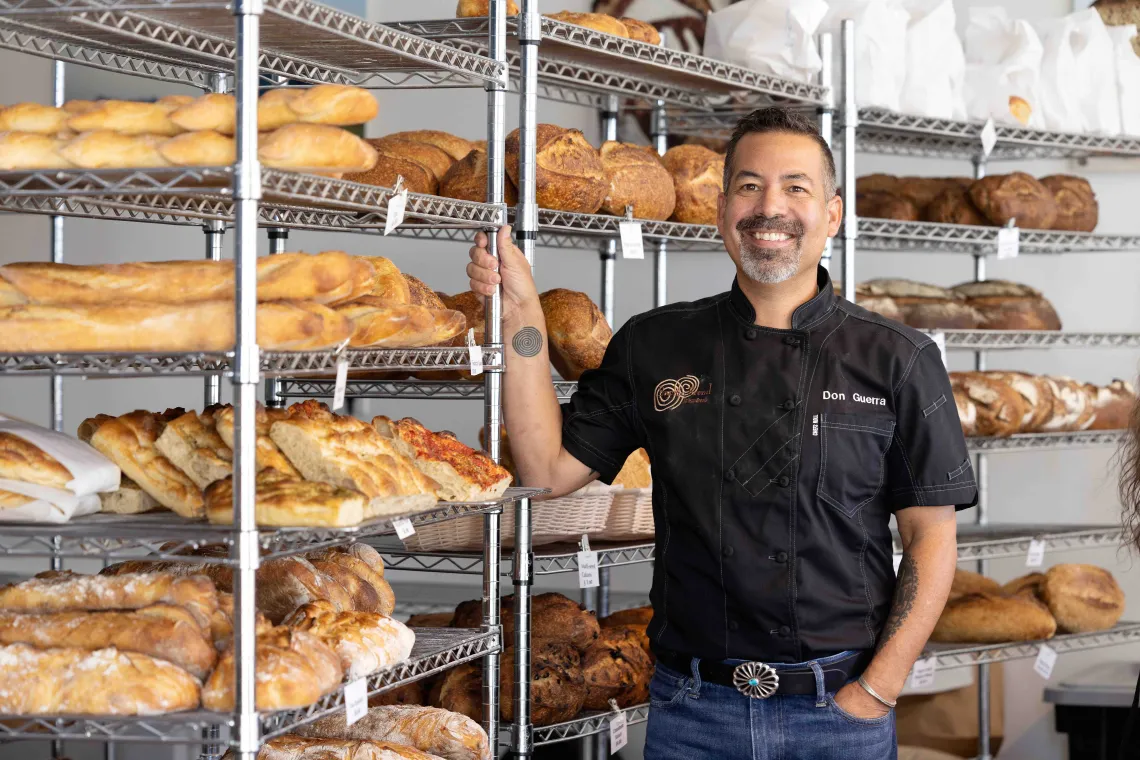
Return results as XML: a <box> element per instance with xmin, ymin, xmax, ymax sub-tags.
<box><xmin>644</xmin><ymin>651</ymin><xmax>897</xmax><ymax>760</ymax></box>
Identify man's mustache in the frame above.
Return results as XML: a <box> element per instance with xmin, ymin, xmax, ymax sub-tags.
<box><xmin>736</xmin><ymin>215</ymin><xmax>804</xmax><ymax>237</ymax></box>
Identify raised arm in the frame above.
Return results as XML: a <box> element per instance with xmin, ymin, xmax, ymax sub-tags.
<box><xmin>468</xmin><ymin>226</ymin><xmax>596</xmax><ymax>497</ymax></box>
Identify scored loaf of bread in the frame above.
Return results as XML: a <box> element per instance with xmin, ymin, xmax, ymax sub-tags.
<box><xmin>58</xmin><ymin>131</ymin><xmax>170</xmax><ymax>169</ymax></box>
<box><xmin>454</xmin><ymin>592</ymin><xmax>600</xmax><ymax>652</ymax></box>
<box><xmin>599</xmin><ymin>141</ymin><xmax>675</xmax><ymax>220</ymax></box>
<box><xmin>581</xmin><ymin>626</ymin><xmax>652</xmax><ymax>710</ymax></box>
<box><xmin>242</xmin><ymin>736</ymin><xmax>443</xmax><ymax>760</ymax></box>
<box><xmin>1086</xmin><ymin>380</ymin><xmax>1136</xmax><ymax>430</ymax></box>
<box><xmin>171</xmin><ymin>86</ymin><xmax>376</xmax><ymax>134</ymax></box>
<box><xmin>212</xmin><ymin>403</ymin><xmax>301</xmax><ymax>478</ymax></box>
<box><xmin>297</xmin><ymin>704</ymin><xmax>492</xmax><ymax>760</ymax></box>
<box><xmin>346</xmin><ymin>139</ymin><xmax>437</xmax><ymax>195</ymax></box>
<box><xmin>894</xmin><ymin>177</ymin><xmax>968</xmax><ymax>214</ymax></box>
<box><xmin>66</xmin><ymin>99</ymin><xmax>183</xmax><ymax>136</ymax></box>
<box><xmin>968</xmin><ymin>172</ymin><xmax>1058</xmax><ymax>230</ymax></box>
<box><xmin>0</xmin><ymin>103</ymin><xmax>69</xmax><ymax>134</ymax></box>
<box><xmin>500</xmin><ymin>642</ymin><xmax>587</xmax><ymax>725</ymax></box>
<box><xmin>1043</xmin><ymin>376</ymin><xmax>1096</xmax><ymax>432</ymax></box>
<box><xmin>439</xmin><ymin>149</ymin><xmax>519</xmax><ymax>205</ymax></box>
<box><xmin>371</xmin><ymin>416</ymin><xmax>511</xmax><ymax>502</ymax></box>
<box><xmin>545</xmin><ymin>10</ymin><xmax>629</xmax><ymax>37</ymax></box>
<box><xmin>619</xmin><ymin>17</ymin><xmax>661</xmax><ymax>44</ymax></box>
<box><xmin>1002</xmin><ymin>571</ymin><xmax>1046</xmax><ymax>600</ymax></box>
<box><xmin>0</xmin><ymin>643</ymin><xmax>201</xmax><ymax>715</ymax></box>
<box><xmin>204</xmin><ymin>469</ymin><xmax>366</xmax><ymax>528</ymax></box>
<box><xmin>949</xmin><ymin>280</ymin><xmax>1061</xmax><ymax>331</ymax></box>
<box><xmin>539</xmin><ymin>288</ymin><xmax>612</xmax><ymax>381</ymax></box>
<box><xmin>857</xmin><ymin>279</ymin><xmax>983</xmax><ymax>329</ymax></box>
<box><xmin>0</xmin><ymin>132</ymin><xmax>74</xmax><ymax>170</ymax></box>
<box><xmin>0</xmin><ymin>605</ymin><xmax>216</xmax><ymax>679</ymax></box>
<box><xmin>359</xmin><ymin>257</ymin><xmax>411</xmax><ymax>303</ymax></box>
<box><xmin>988</xmin><ymin>372</ymin><xmax>1055</xmax><ymax>433</ymax></box>
<box><xmin>661</xmin><ymin>144</ymin><xmax>724</xmax><ymax>225</ymax></box>
<box><xmin>415</xmin><ymin>291</ymin><xmax>485</xmax><ymax>380</ymax></box>
<box><xmin>923</xmin><ymin>186</ymin><xmax>987</xmax><ymax>226</ymax></box>
<box><xmin>506</xmin><ymin>124</ymin><xmax>607</xmax><ymax>214</ymax></box>
<box><xmin>931</xmin><ymin>592</ymin><xmax>1057</xmax><ymax>643</ymax></box>
<box><xmin>282</xmin><ymin>600</ymin><xmax>415</xmax><ymax>680</ymax></box>
<box><xmin>953</xmin><ymin>385</ymin><xmax>978</xmax><ymax>436</ymax></box>
<box><xmin>260</xmin><ymin>124</ymin><xmax>378</xmax><ymax>174</ymax></box>
<box><xmin>372</xmin><ymin>138</ymin><xmax>454</xmax><ymax>185</ymax></box>
<box><xmin>286</xmin><ymin>85</ymin><xmax>379</xmax><ymax>127</ymax></box>
<box><xmin>155</xmin><ymin>409</ymin><xmax>233</xmax><ymax>489</ymax></box>
<box><xmin>307</xmin><ymin>544</ymin><xmax>394</xmax><ymax>616</ymax></box>
<box><xmin>949</xmin><ymin>372</ymin><xmax>1027</xmax><ymax>438</ymax></box>
<box><xmin>339</xmin><ymin>298</ymin><xmax>464</xmax><ymax>349</ymax></box>
<box><xmin>386</xmin><ymin>130</ymin><xmax>477</xmax><ymax>162</ymax></box>
<box><xmin>1039</xmin><ymin>175</ymin><xmax>1098</xmax><ymax>232</ymax></box>
<box><xmin>1042</xmin><ymin>563</ymin><xmax>1125</xmax><ymax>634</ymax></box>
<box><xmin>457</xmin><ymin>0</ymin><xmax>519</xmax><ymax>16</ymax></box>
<box><xmin>855</xmin><ymin>190</ymin><xmax>920</xmax><ymax>222</ymax></box>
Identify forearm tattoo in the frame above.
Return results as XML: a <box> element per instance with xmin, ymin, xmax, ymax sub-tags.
<box><xmin>512</xmin><ymin>326</ymin><xmax>542</xmax><ymax>357</ymax></box>
<box><xmin>877</xmin><ymin>554</ymin><xmax>918</xmax><ymax>651</ymax></box>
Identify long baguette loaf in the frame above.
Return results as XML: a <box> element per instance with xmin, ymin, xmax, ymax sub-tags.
<box><xmin>298</xmin><ymin>705</ymin><xmax>491</xmax><ymax>760</ymax></box>
<box><xmin>0</xmin><ymin>131</ymin><xmax>74</xmax><ymax>170</ymax></box>
<box><xmin>66</xmin><ymin>100</ymin><xmax>183</xmax><ymax>136</ymax></box>
<box><xmin>171</xmin><ymin>86</ymin><xmax>377</xmax><ymax>135</ymax></box>
<box><xmin>0</xmin><ymin>644</ymin><xmax>201</xmax><ymax>715</ymax></box>
<box><xmin>0</xmin><ymin>251</ymin><xmax>360</xmax><ymax>306</ymax></box>
<box><xmin>0</xmin><ymin>299</ymin><xmax>353</xmax><ymax>353</ymax></box>
<box><xmin>0</xmin><ymin>605</ymin><xmax>216</xmax><ymax>679</ymax></box>
<box><xmin>260</xmin><ymin>124</ymin><xmax>378</xmax><ymax>174</ymax></box>
<box><xmin>0</xmin><ymin>103</ymin><xmax>70</xmax><ymax>134</ymax></box>
<box><xmin>58</xmin><ymin>131</ymin><xmax>171</xmax><ymax>169</ymax></box>
<box><xmin>224</xmin><ymin>735</ymin><xmax>444</xmax><ymax>760</ymax></box>
<box><xmin>282</xmin><ymin>600</ymin><xmax>415</xmax><ymax>680</ymax></box>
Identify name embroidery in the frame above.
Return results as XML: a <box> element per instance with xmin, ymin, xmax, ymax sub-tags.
<box><xmin>654</xmin><ymin>375</ymin><xmax>711</xmax><ymax>411</ymax></box>
<box><xmin>823</xmin><ymin>390</ymin><xmax>887</xmax><ymax>406</ymax></box>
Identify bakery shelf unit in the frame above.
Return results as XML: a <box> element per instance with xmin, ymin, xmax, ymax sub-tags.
<box><xmin>275</xmin><ymin>377</ymin><xmax>578</xmax><ymax>401</ymax></box>
<box><xmin>0</xmin><ymin>1</ymin><xmax>538</xmax><ymax>759</ymax></box>
<box><xmin>526</xmin><ymin>703</ymin><xmax>650</xmax><ymax>748</ymax></box>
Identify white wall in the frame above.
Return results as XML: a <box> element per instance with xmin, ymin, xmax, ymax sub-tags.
<box><xmin>0</xmin><ymin>0</ymin><xmax>1136</xmax><ymax>758</ymax></box>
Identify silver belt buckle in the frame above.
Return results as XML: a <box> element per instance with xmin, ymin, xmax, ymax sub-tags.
<box><xmin>732</xmin><ymin>662</ymin><xmax>779</xmax><ymax>699</ymax></box>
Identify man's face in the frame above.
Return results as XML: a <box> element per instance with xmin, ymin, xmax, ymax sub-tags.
<box><xmin>717</xmin><ymin>131</ymin><xmax>842</xmax><ymax>285</ymax></box>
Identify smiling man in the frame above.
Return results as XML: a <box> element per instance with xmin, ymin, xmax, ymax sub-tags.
<box><xmin>467</xmin><ymin>107</ymin><xmax>975</xmax><ymax>759</ymax></box>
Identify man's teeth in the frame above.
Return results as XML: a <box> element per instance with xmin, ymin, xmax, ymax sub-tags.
<box><xmin>749</xmin><ymin>231</ymin><xmax>793</xmax><ymax>241</ymax></box>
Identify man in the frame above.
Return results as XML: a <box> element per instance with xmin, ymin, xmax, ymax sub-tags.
<box><xmin>467</xmin><ymin>107</ymin><xmax>976</xmax><ymax>758</ymax></box>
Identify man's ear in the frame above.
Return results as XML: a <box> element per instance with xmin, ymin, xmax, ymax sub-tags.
<box><xmin>827</xmin><ymin>193</ymin><xmax>843</xmax><ymax>238</ymax></box>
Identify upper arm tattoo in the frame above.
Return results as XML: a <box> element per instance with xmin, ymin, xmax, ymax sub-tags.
<box><xmin>877</xmin><ymin>553</ymin><xmax>918</xmax><ymax>651</ymax></box>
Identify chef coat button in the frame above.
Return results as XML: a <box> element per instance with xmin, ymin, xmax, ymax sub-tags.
<box><xmin>722</xmin><ymin>545</ymin><xmax>734</xmax><ymax>558</ymax></box>
<box><xmin>781</xmin><ymin>399</ymin><xmax>796</xmax><ymax>411</ymax></box>
<box><xmin>778</xmin><ymin>625</ymin><xmax>791</xmax><ymax>637</ymax></box>
<box><xmin>729</xmin><ymin>394</ymin><xmax>742</xmax><ymax>406</ymax></box>
<box><xmin>745</xmin><ymin>328</ymin><xmax>758</xmax><ymax>340</ymax></box>
<box><xmin>777</xmin><ymin>475</ymin><xmax>791</xmax><ymax>488</ymax></box>
<box><xmin>724</xmin><ymin>469</ymin><xmax>736</xmax><ymax>482</ymax></box>
<box><xmin>729</xmin><ymin>620</ymin><xmax>740</xmax><ymax>632</ymax></box>
<box><xmin>784</xmin><ymin>336</ymin><xmax>800</xmax><ymax>346</ymax></box>
<box><xmin>775</xmin><ymin>551</ymin><xmax>789</xmax><ymax>563</ymax></box>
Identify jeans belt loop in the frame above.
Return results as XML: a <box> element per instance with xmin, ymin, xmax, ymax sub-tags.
<box><xmin>809</xmin><ymin>660</ymin><xmax>827</xmax><ymax>708</ymax></box>
<box><xmin>689</xmin><ymin>656</ymin><xmax>702</xmax><ymax>695</ymax></box>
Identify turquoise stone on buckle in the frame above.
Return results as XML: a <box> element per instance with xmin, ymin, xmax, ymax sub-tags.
<box><xmin>732</xmin><ymin>662</ymin><xmax>780</xmax><ymax>699</ymax></box>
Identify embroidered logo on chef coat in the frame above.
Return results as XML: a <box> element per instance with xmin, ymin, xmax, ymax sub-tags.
<box><xmin>654</xmin><ymin>375</ymin><xmax>711</xmax><ymax>411</ymax></box>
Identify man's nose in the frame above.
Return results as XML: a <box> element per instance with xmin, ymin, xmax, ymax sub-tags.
<box><xmin>755</xmin><ymin>185</ymin><xmax>788</xmax><ymax>217</ymax></box>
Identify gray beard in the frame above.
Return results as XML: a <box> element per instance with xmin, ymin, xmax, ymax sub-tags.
<box><xmin>739</xmin><ymin>243</ymin><xmax>802</xmax><ymax>284</ymax></box>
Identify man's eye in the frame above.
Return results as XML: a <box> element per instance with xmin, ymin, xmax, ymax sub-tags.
<box><xmin>789</xmin><ymin>185</ymin><xmax>807</xmax><ymax>193</ymax></box>
<box><xmin>739</xmin><ymin>183</ymin><xmax>759</xmax><ymax>192</ymax></box>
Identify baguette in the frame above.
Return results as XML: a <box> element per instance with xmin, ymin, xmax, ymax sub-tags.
<box><xmin>212</xmin><ymin>404</ymin><xmax>301</xmax><ymax>478</ymax></box>
<box><xmin>204</xmin><ymin>469</ymin><xmax>366</xmax><ymax>528</ymax></box>
<box><xmin>282</xmin><ymin>600</ymin><xmax>415</xmax><ymax>680</ymax></box>
<box><xmin>155</xmin><ymin>409</ymin><xmax>233</xmax><ymax>489</ymax></box>
<box><xmin>0</xmin><ymin>104</ymin><xmax>70</xmax><ymax>134</ymax></box>
<box><xmin>372</xmin><ymin>416</ymin><xmax>510</xmax><ymax>502</ymax></box>
<box><xmin>0</xmin><ymin>644</ymin><xmax>200</xmax><ymax>715</ymax></box>
<box><xmin>337</xmin><ymin>298</ymin><xmax>417</xmax><ymax>347</ymax></box>
<box><xmin>58</xmin><ymin>131</ymin><xmax>171</xmax><ymax>169</ymax></box>
<box><xmin>297</xmin><ymin>705</ymin><xmax>492</xmax><ymax>760</ymax></box>
<box><xmin>0</xmin><ymin>605</ymin><xmax>216</xmax><ymax>679</ymax></box>
<box><xmin>359</xmin><ymin>257</ymin><xmax>411</xmax><ymax>303</ymax></box>
<box><xmin>0</xmin><ymin>131</ymin><xmax>73</xmax><ymax>170</ymax></box>
<box><xmin>66</xmin><ymin>100</ymin><xmax>183</xmax><ymax>136</ymax></box>
<box><xmin>260</xmin><ymin>124</ymin><xmax>378</xmax><ymax>174</ymax></box>
<box><xmin>0</xmin><ymin>431</ymin><xmax>73</xmax><ymax>488</ymax></box>
<box><xmin>172</xmin><ymin>90</ymin><xmax>364</xmax><ymax>134</ymax></box>
<box><xmin>203</xmin><ymin>626</ymin><xmax>343</xmax><ymax>711</ymax></box>
<box><xmin>287</xmin><ymin>85</ymin><xmax>379</xmax><ymax>126</ymax></box>
<box><xmin>158</xmin><ymin>130</ymin><xmax>235</xmax><ymax>166</ymax></box>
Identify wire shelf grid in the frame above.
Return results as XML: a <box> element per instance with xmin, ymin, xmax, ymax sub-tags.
<box><xmin>928</xmin><ymin>622</ymin><xmax>1140</xmax><ymax>670</ymax></box>
<box><xmin>277</xmin><ymin>378</ymin><xmax>578</xmax><ymax>401</ymax></box>
<box><xmin>524</xmin><ymin>704</ymin><xmax>650</xmax><ymax>746</ymax></box>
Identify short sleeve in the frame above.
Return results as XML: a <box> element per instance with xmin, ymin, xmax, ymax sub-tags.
<box><xmin>886</xmin><ymin>343</ymin><xmax>978</xmax><ymax>511</ymax></box>
<box><xmin>560</xmin><ymin>322</ymin><xmax>644</xmax><ymax>484</ymax></box>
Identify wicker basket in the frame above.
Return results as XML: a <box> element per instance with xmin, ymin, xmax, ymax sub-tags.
<box><xmin>596</xmin><ymin>488</ymin><xmax>654</xmax><ymax>541</ymax></box>
<box><xmin>401</xmin><ymin>485</ymin><xmax>616</xmax><ymax>552</ymax></box>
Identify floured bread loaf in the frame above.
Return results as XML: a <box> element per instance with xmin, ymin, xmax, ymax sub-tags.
<box><xmin>282</xmin><ymin>600</ymin><xmax>415</xmax><ymax>680</ymax></box>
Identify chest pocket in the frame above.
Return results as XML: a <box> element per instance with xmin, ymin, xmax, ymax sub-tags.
<box><xmin>816</xmin><ymin>413</ymin><xmax>895</xmax><ymax>517</ymax></box>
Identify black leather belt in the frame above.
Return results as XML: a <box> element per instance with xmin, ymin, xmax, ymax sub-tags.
<box><xmin>655</xmin><ymin>648</ymin><xmax>874</xmax><ymax>699</ymax></box>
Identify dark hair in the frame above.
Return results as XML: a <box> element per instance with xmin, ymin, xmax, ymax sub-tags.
<box><xmin>723</xmin><ymin>107</ymin><xmax>837</xmax><ymax>198</ymax></box>
<box><xmin>1121</xmin><ymin>395</ymin><xmax>1140</xmax><ymax>551</ymax></box>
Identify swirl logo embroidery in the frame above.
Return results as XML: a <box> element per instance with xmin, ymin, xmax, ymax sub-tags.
<box><xmin>654</xmin><ymin>375</ymin><xmax>701</xmax><ymax>412</ymax></box>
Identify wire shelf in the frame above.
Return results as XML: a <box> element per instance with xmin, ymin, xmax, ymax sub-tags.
<box><xmin>262</xmin><ymin>627</ymin><xmax>498</xmax><ymax>740</ymax></box>
<box><xmin>0</xmin><ymin>0</ymin><xmax>505</xmax><ymax>88</ymax></box>
<box><xmin>525</xmin><ymin>704</ymin><xmax>650</xmax><ymax>747</ymax></box>
<box><xmin>967</xmin><ymin>430</ymin><xmax>1125</xmax><ymax>453</ymax></box>
<box><xmin>0</xmin><ymin>710</ymin><xmax>229</xmax><ymax>745</ymax></box>
<box><xmin>928</xmin><ymin>622</ymin><xmax>1140</xmax><ymax>671</ymax></box>
<box><xmin>0</xmin><ymin>488</ymin><xmax>545</xmax><ymax>564</ymax></box>
<box><xmin>942</xmin><ymin>524</ymin><xmax>1125</xmax><ymax>562</ymax></box>
<box><xmin>931</xmin><ymin>330</ymin><xmax>1140</xmax><ymax>350</ymax></box>
<box><xmin>389</xmin><ymin>17</ymin><xmax>826</xmax><ymax>110</ymax></box>
<box><xmin>277</xmin><ymin>378</ymin><xmax>579</xmax><ymax>401</ymax></box>
<box><xmin>856</xmin><ymin>219</ymin><xmax>1140</xmax><ymax>255</ymax></box>
<box><xmin>0</xmin><ymin>347</ymin><xmax>504</xmax><ymax>378</ymax></box>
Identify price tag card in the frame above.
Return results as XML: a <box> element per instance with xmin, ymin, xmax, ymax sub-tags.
<box><xmin>930</xmin><ymin>332</ymin><xmax>947</xmax><ymax>364</ymax></box>
<box><xmin>997</xmin><ymin>226</ymin><xmax>1020</xmax><ymax>259</ymax></box>
<box><xmin>344</xmin><ymin>679</ymin><xmax>368</xmax><ymax>725</ymax></box>
<box><xmin>393</xmin><ymin>518</ymin><xmax>415</xmax><ymax>540</ymax></box>
<box><xmin>609</xmin><ymin>711</ymin><xmax>628</xmax><ymax>753</ymax></box>
<box><xmin>578</xmin><ymin>534</ymin><xmax>599</xmax><ymax>588</ymax></box>
<box><xmin>332</xmin><ymin>358</ymin><xmax>349</xmax><ymax>411</ymax></box>
<box><xmin>909</xmin><ymin>656</ymin><xmax>937</xmax><ymax>689</ymax></box>
<box><xmin>384</xmin><ymin>188</ymin><xmax>409</xmax><ymax>235</ymax></box>
<box><xmin>1034</xmin><ymin>643</ymin><xmax>1058</xmax><ymax>680</ymax></box>
<box><xmin>980</xmin><ymin>118</ymin><xmax>997</xmax><ymax>158</ymax></box>
<box><xmin>619</xmin><ymin>221</ymin><xmax>645</xmax><ymax>259</ymax></box>
<box><xmin>1026</xmin><ymin>538</ymin><xmax>1046</xmax><ymax>568</ymax></box>
<box><xmin>466</xmin><ymin>328</ymin><xmax>484</xmax><ymax>377</ymax></box>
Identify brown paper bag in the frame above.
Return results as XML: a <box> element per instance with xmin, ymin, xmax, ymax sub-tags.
<box><xmin>895</xmin><ymin>665</ymin><xmax>1004</xmax><ymax>758</ymax></box>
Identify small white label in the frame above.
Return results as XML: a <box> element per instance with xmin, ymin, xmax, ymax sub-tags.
<box><xmin>893</xmin><ymin>553</ymin><xmax>903</xmax><ymax>574</ymax></box>
<box><xmin>332</xmin><ymin>358</ymin><xmax>348</xmax><ymax>411</ymax></box>
<box><xmin>466</xmin><ymin>328</ymin><xmax>484</xmax><ymax>377</ymax></box>
<box><xmin>1034</xmin><ymin>643</ymin><xmax>1057</xmax><ymax>680</ymax></box>
<box><xmin>980</xmin><ymin>118</ymin><xmax>997</xmax><ymax>158</ymax></box>
<box><xmin>619</xmin><ymin>221</ymin><xmax>645</xmax><ymax>259</ymax></box>
<box><xmin>608</xmin><ymin>710</ymin><xmax>628</xmax><ymax>753</ymax></box>
<box><xmin>909</xmin><ymin>656</ymin><xmax>937</xmax><ymax>689</ymax></box>
<box><xmin>931</xmin><ymin>332</ymin><xmax>947</xmax><ymax>364</ymax></box>
<box><xmin>384</xmin><ymin>188</ymin><xmax>408</xmax><ymax>235</ymax></box>
<box><xmin>344</xmin><ymin>679</ymin><xmax>368</xmax><ymax>725</ymax></box>
<box><xmin>393</xmin><ymin>518</ymin><xmax>415</xmax><ymax>539</ymax></box>
<box><xmin>812</xmin><ymin>414</ymin><xmax>819</xmax><ymax>438</ymax></box>
<box><xmin>1026</xmin><ymin>539</ymin><xmax>1046</xmax><ymax>568</ymax></box>
<box><xmin>578</xmin><ymin>534</ymin><xmax>599</xmax><ymax>588</ymax></box>
<box><xmin>997</xmin><ymin>226</ymin><xmax>1020</xmax><ymax>259</ymax></box>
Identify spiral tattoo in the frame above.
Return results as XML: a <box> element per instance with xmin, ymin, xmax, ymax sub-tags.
<box><xmin>512</xmin><ymin>326</ymin><xmax>543</xmax><ymax>357</ymax></box>
<box><xmin>653</xmin><ymin>375</ymin><xmax>700</xmax><ymax>412</ymax></box>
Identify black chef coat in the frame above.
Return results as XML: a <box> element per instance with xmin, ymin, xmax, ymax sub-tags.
<box><xmin>560</xmin><ymin>266</ymin><xmax>977</xmax><ymax>663</ymax></box>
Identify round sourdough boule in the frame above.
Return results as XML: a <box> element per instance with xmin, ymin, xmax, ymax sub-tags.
<box><xmin>1040</xmin><ymin>175</ymin><xmax>1098</xmax><ymax>232</ymax></box>
<box><xmin>506</xmin><ymin>124</ymin><xmax>607</xmax><ymax>213</ymax></box>
<box><xmin>855</xmin><ymin>173</ymin><xmax>901</xmax><ymax>194</ymax></box>
<box><xmin>931</xmin><ymin>592</ymin><xmax>1057</xmax><ymax>643</ymax></box>
<box><xmin>1042</xmin><ymin>564</ymin><xmax>1125</xmax><ymax>633</ymax></box>
<box><xmin>367</xmin><ymin>137</ymin><xmax>453</xmax><ymax>185</ymax></box>
<box><xmin>924</xmin><ymin>186</ymin><xmax>988</xmax><ymax>226</ymax></box>
<box><xmin>539</xmin><ymin>288</ymin><xmax>612</xmax><ymax>381</ymax></box>
<box><xmin>950</xmin><ymin>279</ymin><xmax>1061</xmax><ymax>331</ymax></box>
<box><xmin>968</xmin><ymin>172</ymin><xmax>1058</xmax><ymax>229</ymax></box>
<box><xmin>950</xmin><ymin>372</ymin><xmax>1028</xmax><ymax>437</ymax></box>
<box><xmin>661</xmin><ymin>144</ymin><xmax>723</xmax><ymax>225</ymax></box>
<box><xmin>620</xmin><ymin>17</ymin><xmax>660</xmax><ymax>44</ymax></box>
<box><xmin>953</xmin><ymin>385</ymin><xmax>978</xmax><ymax>436</ymax></box>
<box><xmin>501</xmin><ymin>641</ymin><xmax>587</xmax><ymax>725</ymax></box>
<box><xmin>346</xmin><ymin>138</ymin><xmax>436</xmax><ymax>195</ymax></box>
<box><xmin>599</xmin><ymin>141</ymin><xmax>675</xmax><ymax>220</ymax></box>
<box><xmin>385</xmin><ymin>129</ymin><xmax>476</xmax><ymax>162</ymax></box>
<box><xmin>405</xmin><ymin>612</ymin><xmax>453</xmax><ymax>628</ymax></box>
<box><xmin>895</xmin><ymin>177</ymin><xmax>967</xmax><ymax>214</ymax></box>
<box><xmin>439</xmin><ymin>149</ymin><xmax>518</xmax><ymax>205</ymax></box>
<box><xmin>430</xmin><ymin>662</ymin><xmax>482</xmax><ymax>721</ymax></box>
<box><xmin>1086</xmin><ymin>380</ymin><xmax>1136</xmax><ymax>431</ymax></box>
<box><xmin>856</xmin><ymin>190</ymin><xmax>920</xmax><ymax>221</ymax></box>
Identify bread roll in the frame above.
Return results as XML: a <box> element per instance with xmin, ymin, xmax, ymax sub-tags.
<box><xmin>204</xmin><ymin>469</ymin><xmax>366</xmax><ymax>528</ymax></box>
<box><xmin>599</xmin><ymin>141</ymin><xmax>675</xmax><ymax>220</ymax></box>
<box><xmin>968</xmin><ymin>173</ymin><xmax>1058</xmax><ymax>230</ymax></box>
<box><xmin>545</xmin><ymin>11</ymin><xmax>629</xmax><ymax>37</ymax></box>
<box><xmin>539</xmin><ymin>288</ymin><xmax>612</xmax><ymax>381</ymax></box>
<box><xmin>620</xmin><ymin>18</ymin><xmax>661</xmax><ymax>44</ymax></box>
<box><xmin>506</xmin><ymin>124</ymin><xmax>607</xmax><ymax>214</ymax></box>
<box><xmin>0</xmin><ymin>644</ymin><xmax>201</xmax><ymax>715</ymax></box>
<box><xmin>298</xmin><ymin>705</ymin><xmax>492</xmax><ymax>760</ymax></box>
<box><xmin>1040</xmin><ymin>175</ymin><xmax>1098</xmax><ymax>232</ymax></box>
<box><xmin>0</xmin><ymin>103</ymin><xmax>69</xmax><ymax>134</ymax></box>
<box><xmin>212</xmin><ymin>404</ymin><xmax>301</xmax><ymax>478</ymax></box>
<box><xmin>386</xmin><ymin>130</ymin><xmax>476</xmax><ymax>162</ymax></box>
<box><xmin>931</xmin><ymin>592</ymin><xmax>1056</xmax><ymax>643</ymax></box>
<box><xmin>282</xmin><ymin>600</ymin><xmax>415</xmax><ymax>680</ymax></box>
<box><xmin>950</xmin><ymin>280</ymin><xmax>1061</xmax><ymax>331</ymax></box>
<box><xmin>158</xmin><ymin>130</ymin><xmax>235</xmax><ymax>166</ymax></box>
<box><xmin>924</xmin><ymin>187</ymin><xmax>987</xmax><ymax>226</ymax></box>
<box><xmin>1086</xmin><ymin>380</ymin><xmax>1136</xmax><ymax>431</ymax></box>
<box><xmin>949</xmin><ymin>372</ymin><xmax>1027</xmax><ymax>437</ymax></box>
<box><xmin>1043</xmin><ymin>564</ymin><xmax>1125</xmax><ymax>633</ymax></box>
<box><xmin>612</xmin><ymin>448</ymin><xmax>650</xmax><ymax>489</ymax></box>
<box><xmin>948</xmin><ymin>568</ymin><xmax>1001</xmax><ymax>601</ymax></box>
<box><xmin>288</xmin><ymin>84</ymin><xmax>379</xmax><ymax>126</ymax></box>
<box><xmin>856</xmin><ymin>190</ymin><xmax>920</xmax><ymax>222</ymax></box>
<box><xmin>582</xmin><ymin>626</ymin><xmax>653</xmax><ymax>710</ymax></box>
<box><xmin>260</xmin><ymin>124</ymin><xmax>378</xmax><ymax>174</ymax></box>
<box><xmin>0</xmin><ymin>131</ymin><xmax>73</xmax><ymax>170</ymax></box>
<box><xmin>58</xmin><ymin>131</ymin><xmax>170</xmax><ymax>169</ymax></box>
<box><xmin>66</xmin><ymin>100</ymin><xmax>182</xmax><ymax>136</ymax></box>
<box><xmin>457</xmin><ymin>0</ymin><xmax>519</xmax><ymax>15</ymax></box>
<box><xmin>661</xmin><ymin>144</ymin><xmax>724</xmax><ymax>225</ymax></box>
<box><xmin>439</xmin><ymin>149</ymin><xmax>518</xmax><ymax>205</ymax></box>
<box><xmin>203</xmin><ymin>626</ymin><xmax>343</xmax><ymax>710</ymax></box>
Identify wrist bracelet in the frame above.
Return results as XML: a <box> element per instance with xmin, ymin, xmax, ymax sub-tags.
<box><xmin>857</xmin><ymin>676</ymin><xmax>897</xmax><ymax>709</ymax></box>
